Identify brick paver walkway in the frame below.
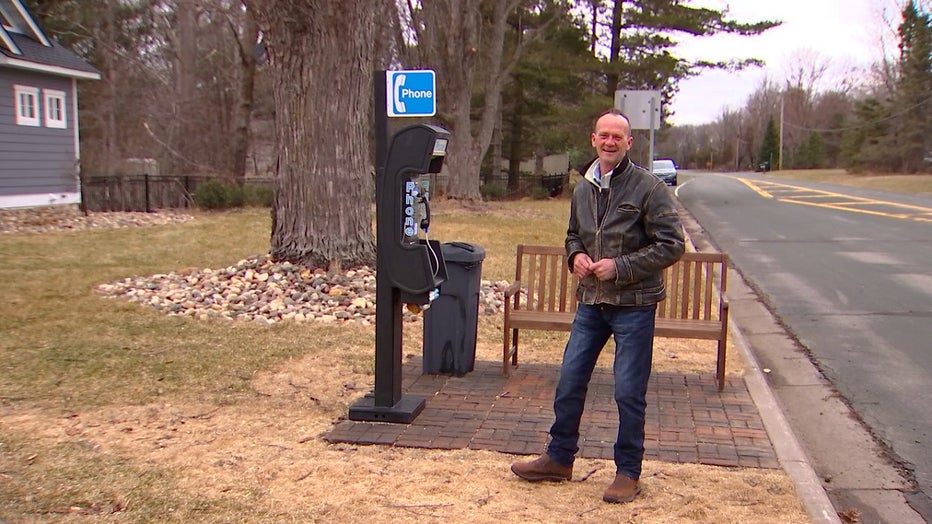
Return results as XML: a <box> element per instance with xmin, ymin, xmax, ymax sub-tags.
<box><xmin>324</xmin><ymin>360</ymin><xmax>778</xmax><ymax>469</ymax></box>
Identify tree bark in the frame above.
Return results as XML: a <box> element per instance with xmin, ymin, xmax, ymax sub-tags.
<box><xmin>507</xmin><ymin>80</ymin><xmax>525</xmax><ymax>192</ymax></box>
<box><xmin>174</xmin><ymin>0</ymin><xmax>199</xmax><ymax>174</ymax></box>
<box><xmin>404</xmin><ymin>0</ymin><xmax>520</xmax><ymax>200</ymax></box>
<box><xmin>247</xmin><ymin>0</ymin><xmax>376</xmax><ymax>269</ymax></box>
<box><xmin>606</xmin><ymin>0</ymin><xmax>624</xmax><ymax>97</ymax></box>
<box><xmin>230</xmin><ymin>6</ymin><xmax>258</xmax><ymax>183</ymax></box>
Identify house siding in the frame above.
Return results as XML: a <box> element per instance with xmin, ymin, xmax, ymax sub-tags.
<box><xmin>0</xmin><ymin>68</ymin><xmax>78</xmax><ymax>204</ymax></box>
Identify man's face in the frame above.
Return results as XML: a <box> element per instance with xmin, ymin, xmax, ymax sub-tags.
<box><xmin>591</xmin><ymin>114</ymin><xmax>633</xmax><ymax>167</ymax></box>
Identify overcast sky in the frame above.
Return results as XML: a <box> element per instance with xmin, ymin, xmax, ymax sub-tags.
<box><xmin>667</xmin><ymin>0</ymin><xmax>903</xmax><ymax>126</ymax></box>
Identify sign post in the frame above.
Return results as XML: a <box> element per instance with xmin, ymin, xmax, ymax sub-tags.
<box><xmin>614</xmin><ymin>90</ymin><xmax>662</xmax><ymax>173</ymax></box>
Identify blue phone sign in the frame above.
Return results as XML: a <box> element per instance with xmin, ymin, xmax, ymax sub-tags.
<box><xmin>386</xmin><ymin>70</ymin><xmax>436</xmax><ymax>117</ymax></box>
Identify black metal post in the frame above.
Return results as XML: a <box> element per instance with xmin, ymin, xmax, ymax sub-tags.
<box><xmin>348</xmin><ymin>70</ymin><xmax>426</xmax><ymax>423</ymax></box>
<box><xmin>144</xmin><ymin>174</ymin><xmax>151</xmax><ymax>213</ymax></box>
<box><xmin>372</xmin><ymin>70</ymin><xmax>399</xmax><ymax>407</ymax></box>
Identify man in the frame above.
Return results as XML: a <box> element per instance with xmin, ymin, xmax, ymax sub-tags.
<box><xmin>510</xmin><ymin>109</ymin><xmax>685</xmax><ymax>504</ymax></box>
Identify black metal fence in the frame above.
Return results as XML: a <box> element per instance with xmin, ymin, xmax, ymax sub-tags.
<box><xmin>79</xmin><ymin>174</ymin><xmax>274</xmax><ymax>212</ymax></box>
<box><xmin>79</xmin><ymin>172</ymin><xmax>568</xmax><ymax>212</ymax></box>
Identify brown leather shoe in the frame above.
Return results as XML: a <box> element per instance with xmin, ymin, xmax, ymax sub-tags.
<box><xmin>603</xmin><ymin>473</ymin><xmax>640</xmax><ymax>503</ymax></box>
<box><xmin>510</xmin><ymin>454</ymin><xmax>572</xmax><ymax>482</ymax></box>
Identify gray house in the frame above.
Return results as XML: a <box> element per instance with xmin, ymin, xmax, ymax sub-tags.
<box><xmin>0</xmin><ymin>0</ymin><xmax>99</xmax><ymax>209</ymax></box>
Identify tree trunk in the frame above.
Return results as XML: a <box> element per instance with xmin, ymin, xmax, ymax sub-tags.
<box><xmin>606</xmin><ymin>0</ymin><xmax>624</xmax><ymax>97</ymax></box>
<box><xmin>231</xmin><ymin>6</ymin><xmax>258</xmax><ymax>183</ymax></box>
<box><xmin>489</xmin><ymin>107</ymin><xmax>502</xmax><ymax>187</ymax></box>
<box><xmin>247</xmin><ymin>0</ymin><xmax>376</xmax><ymax>269</ymax></box>
<box><xmin>507</xmin><ymin>82</ymin><xmax>525</xmax><ymax>192</ymax></box>
<box><xmin>102</xmin><ymin>1</ymin><xmax>118</xmax><ymax>176</ymax></box>
<box><xmin>175</xmin><ymin>0</ymin><xmax>198</xmax><ymax>174</ymax></box>
<box><xmin>404</xmin><ymin>0</ymin><xmax>516</xmax><ymax>201</ymax></box>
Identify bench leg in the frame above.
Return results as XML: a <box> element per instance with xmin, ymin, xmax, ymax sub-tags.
<box><xmin>502</xmin><ymin>329</ymin><xmax>519</xmax><ymax>377</ymax></box>
<box><xmin>503</xmin><ymin>328</ymin><xmax>511</xmax><ymax>377</ymax></box>
<box><xmin>512</xmin><ymin>330</ymin><xmax>519</xmax><ymax>366</ymax></box>
<box><xmin>716</xmin><ymin>339</ymin><xmax>726</xmax><ymax>391</ymax></box>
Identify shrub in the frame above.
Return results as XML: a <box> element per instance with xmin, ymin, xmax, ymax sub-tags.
<box><xmin>193</xmin><ymin>179</ymin><xmax>244</xmax><ymax>210</ymax></box>
<box><xmin>529</xmin><ymin>185</ymin><xmax>552</xmax><ymax>200</ymax></box>
<box><xmin>480</xmin><ymin>183</ymin><xmax>506</xmax><ymax>200</ymax></box>
<box><xmin>243</xmin><ymin>185</ymin><xmax>274</xmax><ymax>207</ymax></box>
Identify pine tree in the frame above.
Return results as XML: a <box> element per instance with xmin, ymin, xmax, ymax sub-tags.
<box><xmin>840</xmin><ymin>98</ymin><xmax>892</xmax><ymax>172</ymax></box>
<box><xmin>501</xmin><ymin>5</ymin><xmax>605</xmax><ymax>192</ymax></box>
<box><xmin>807</xmin><ymin>132</ymin><xmax>825</xmax><ymax>168</ymax></box>
<box><xmin>758</xmin><ymin>117</ymin><xmax>779</xmax><ymax>170</ymax></box>
<box><xmin>894</xmin><ymin>1</ymin><xmax>932</xmax><ymax>173</ymax></box>
<box><xmin>796</xmin><ymin>132</ymin><xmax>825</xmax><ymax>169</ymax></box>
<box><xmin>600</xmin><ymin>0</ymin><xmax>780</xmax><ymax>104</ymax></box>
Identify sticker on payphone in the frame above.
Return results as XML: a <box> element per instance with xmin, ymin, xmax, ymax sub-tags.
<box><xmin>403</xmin><ymin>180</ymin><xmax>419</xmax><ymax>243</ymax></box>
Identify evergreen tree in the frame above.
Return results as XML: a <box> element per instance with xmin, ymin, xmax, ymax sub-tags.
<box><xmin>501</xmin><ymin>5</ymin><xmax>606</xmax><ymax>192</ymax></box>
<box><xmin>758</xmin><ymin>117</ymin><xmax>779</xmax><ymax>170</ymax></box>
<box><xmin>893</xmin><ymin>1</ymin><xmax>932</xmax><ymax>173</ymax></box>
<box><xmin>796</xmin><ymin>132</ymin><xmax>825</xmax><ymax>169</ymax></box>
<box><xmin>840</xmin><ymin>98</ymin><xmax>892</xmax><ymax>172</ymax></box>
<box><xmin>598</xmin><ymin>0</ymin><xmax>781</xmax><ymax>111</ymax></box>
<box><xmin>809</xmin><ymin>132</ymin><xmax>825</xmax><ymax>169</ymax></box>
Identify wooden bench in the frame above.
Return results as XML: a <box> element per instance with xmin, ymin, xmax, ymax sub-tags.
<box><xmin>502</xmin><ymin>245</ymin><xmax>730</xmax><ymax>390</ymax></box>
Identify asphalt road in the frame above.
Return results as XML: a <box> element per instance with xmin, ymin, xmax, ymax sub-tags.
<box><xmin>675</xmin><ymin>171</ymin><xmax>932</xmax><ymax>523</ymax></box>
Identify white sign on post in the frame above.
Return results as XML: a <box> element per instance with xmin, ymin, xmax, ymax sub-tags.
<box><xmin>613</xmin><ymin>90</ymin><xmax>661</xmax><ymax>130</ymax></box>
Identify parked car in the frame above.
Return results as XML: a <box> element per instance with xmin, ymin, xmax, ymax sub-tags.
<box><xmin>652</xmin><ymin>159</ymin><xmax>678</xmax><ymax>186</ymax></box>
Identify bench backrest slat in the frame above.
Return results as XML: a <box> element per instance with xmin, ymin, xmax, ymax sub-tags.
<box><xmin>516</xmin><ymin>245</ymin><xmax>576</xmax><ymax>314</ymax></box>
<box><xmin>515</xmin><ymin>245</ymin><xmax>727</xmax><ymax>322</ymax></box>
<box><xmin>658</xmin><ymin>252</ymin><xmax>728</xmax><ymax>321</ymax></box>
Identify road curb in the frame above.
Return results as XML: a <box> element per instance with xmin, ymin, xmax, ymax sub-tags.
<box><xmin>730</xmin><ymin>316</ymin><xmax>842</xmax><ymax>524</ymax></box>
<box><xmin>678</xmin><ymin>201</ymin><xmax>841</xmax><ymax>523</ymax></box>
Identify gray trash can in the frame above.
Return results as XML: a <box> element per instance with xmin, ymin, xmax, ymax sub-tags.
<box><xmin>423</xmin><ymin>242</ymin><xmax>486</xmax><ymax>375</ymax></box>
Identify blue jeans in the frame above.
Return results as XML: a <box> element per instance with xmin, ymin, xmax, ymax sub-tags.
<box><xmin>546</xmin><ymin>303</ymin><xmax>656</xmax><ymax>480</ymax></box>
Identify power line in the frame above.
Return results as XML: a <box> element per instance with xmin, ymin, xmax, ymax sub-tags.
<box><xmin>782</xmin><ymin>94</ymin><xmax>932</xmax><ymax>133</ymax></box>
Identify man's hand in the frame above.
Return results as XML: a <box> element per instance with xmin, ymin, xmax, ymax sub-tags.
<box><xmin>572</xmin><ymin>253</ymin><xmax>593</xmax><ymax>279</ymax></box>
<box><xmin>590</xmin><ymin>258</ymin><xmax>617</xmax><ymax>281</ymax></box>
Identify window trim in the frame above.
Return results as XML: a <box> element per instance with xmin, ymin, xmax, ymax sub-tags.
<box><xmin>14</xmin><ymin>84</ymin><xmax>40</xmax><ymax>126</ymax></box>
<box><xmin>43</xmin><ymin>89</ymin><xmax>67</xmax><ymax>129</ymax></box>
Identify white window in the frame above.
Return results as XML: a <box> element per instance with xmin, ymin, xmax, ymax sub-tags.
<box><xmin>44</xmin><ymin>89</ymin><xmax>67</xmax><ymax>129</ymax></box>
<box><xmin>14</xmin><ymin>85</ymin><xmax>40</xmax><ymax>126</ymax></box>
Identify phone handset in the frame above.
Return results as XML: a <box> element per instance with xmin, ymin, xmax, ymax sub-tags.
<box><xmin>417</xmin><ymin>178</ymin><xmax>431</xmax><ymax>233</ymax></box>
<box><xmin>419</xmin><ymin>195</ymin><xmax>431</xmax><ymax>232</ymax></box>
<box><xmin>393</xmin><ymin>74</ymin><xmax>407</xmax><ymax>114</ymax></box>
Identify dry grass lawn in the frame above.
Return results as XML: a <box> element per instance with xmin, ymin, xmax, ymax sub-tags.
<box><xmin>0</xmin><ymin>199</ymin><xmax>812</xmax><ymax>523</ymax></box>
<box><xmin>1</xmin><ymin>331</ymin><xmax>805</xmax><ymax>524</ymax></box>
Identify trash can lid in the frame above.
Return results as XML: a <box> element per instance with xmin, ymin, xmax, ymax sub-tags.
<box><xmin>441</xmin><ymin>241</ymin><xmax>486</xmax><ymax>263</ymax></box>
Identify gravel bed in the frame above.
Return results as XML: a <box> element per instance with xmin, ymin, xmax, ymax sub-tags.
<box><xmin>1</xmin><ymin>206</ymin><xmax>507</xmax><ymax>325</ymax></box>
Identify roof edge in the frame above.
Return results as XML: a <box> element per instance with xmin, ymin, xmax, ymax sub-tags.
<box><xmin>0</xmin><ymin>54</ymin><xmax>101</xmax><ymax>80</ymax></box>
<box><xmin>0</xmin><ymin>22</ymin><xmax>21</xmax><ymax>54</ymax></box>
<box><xmin>10</xmin><ymin>0</ymin><xmax>51</xmax><ymax>46</ymax></box>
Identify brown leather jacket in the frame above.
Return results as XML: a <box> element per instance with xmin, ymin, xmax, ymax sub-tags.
<box><xmin>566</xmin><ymin>157</ymin><xmax>685</xmax><ymax>306</ymax></box>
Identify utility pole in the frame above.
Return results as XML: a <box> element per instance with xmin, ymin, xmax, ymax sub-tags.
<box><xmin>735</xmin><ymin>135</ymin><xmax>740</xmax><ymax>171</ymax></box>
<box><xmin>779</xmin><ymin>96</ymin><xmax>784</xmax><ymax>171</ymax></box>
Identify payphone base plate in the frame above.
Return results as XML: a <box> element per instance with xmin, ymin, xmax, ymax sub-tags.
<box><xmin>348</xmin><ymin>394</ymin><xmax>426</xmax><ymax>424</ymax></box>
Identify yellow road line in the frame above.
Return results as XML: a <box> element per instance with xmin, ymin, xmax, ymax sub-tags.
<box><xmin>738</xmin><ymin>178</ymin><xmax>774</xmax><ymax>198</ymax></box>
<box><xmin>737</xmin><ymin>178</ymin><xmax>932</xmax><ymax>223</ymax></box>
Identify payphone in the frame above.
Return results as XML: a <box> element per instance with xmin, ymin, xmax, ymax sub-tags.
<box><xmin>348</xmin><ymin>123</ymin><xmax>450</xmax><ymax>423</ymax></box>
<box><xmin>378</xmin><ymin>124</ymin><xmax>449</xmax><ymax>304</ymax></box>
